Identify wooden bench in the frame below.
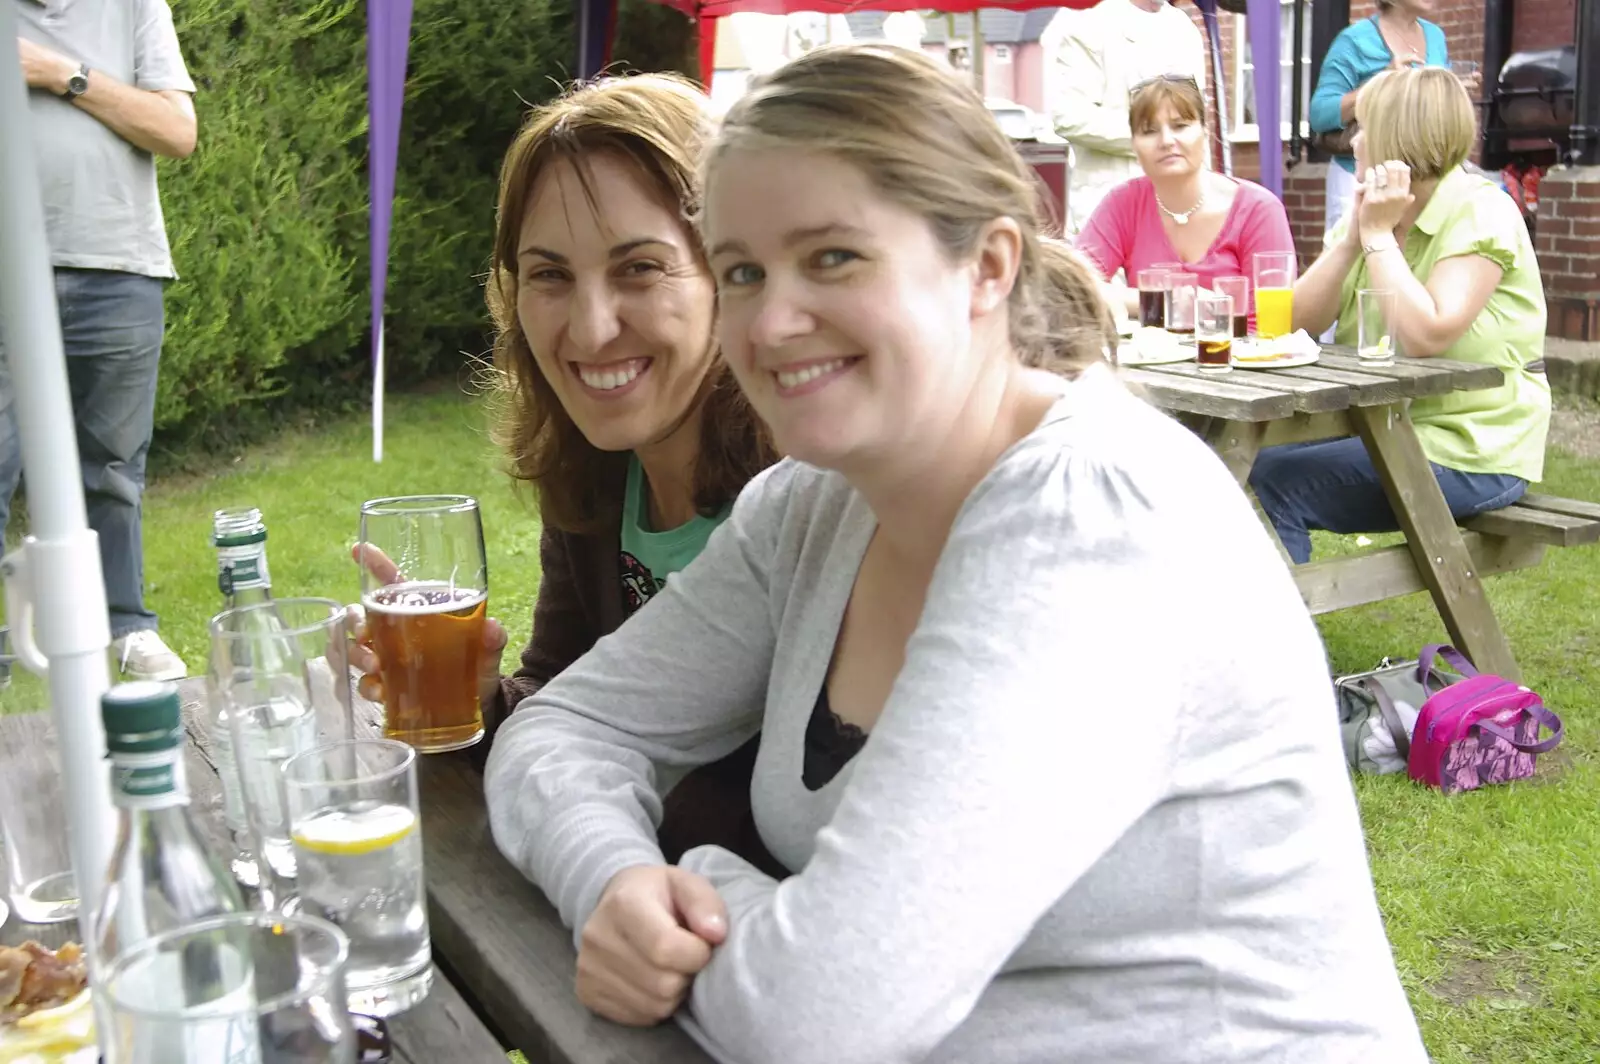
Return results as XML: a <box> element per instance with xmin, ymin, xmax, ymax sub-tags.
<box><xmin>1461</xmin><ymin>493</ymin><xmax>1600</xmax><ymax>547</ymax></box>
<box><xmin>1135</xmin><ymin>348</ymin><xmax>1570</xmax><ymax>680</ymax></box>
<box><xmin>1296</xmin><ymin>493</ymin><xmax>1600</xmax><ymax>616</ymax></box>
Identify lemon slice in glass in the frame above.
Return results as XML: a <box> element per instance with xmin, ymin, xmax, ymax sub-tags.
<box><xmin>292</xmin><ymin>803</ymin><xmax>416</xmax><ymax>856</ymax></box>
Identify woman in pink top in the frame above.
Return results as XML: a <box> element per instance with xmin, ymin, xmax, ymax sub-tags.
<box><xmin>1075</xmin><ymin>75</ymin><xmax>1295</xmax><ymax>324</ymax></box>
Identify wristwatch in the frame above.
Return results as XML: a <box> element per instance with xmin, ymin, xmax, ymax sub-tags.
<box><xmin>63</xmin><ymin>63</ymin><xmax>89</xmax><ymax>101</ymax></box>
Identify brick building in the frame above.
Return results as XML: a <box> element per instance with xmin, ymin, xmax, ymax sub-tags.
<box><xmin>1226</xmin><ymin>0</ymin><xmax>1595</xmax><ymax>339</ymax></box>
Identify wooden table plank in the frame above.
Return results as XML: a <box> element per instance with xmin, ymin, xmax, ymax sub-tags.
<box><xmin>1317</xmin><ymin>348</ymin><xmax>1505</xmax><ymax>392</ymax></box>
<box><xmin>1266</xmin><ymin>363</ymin><xmax>1416</xmax><ymax>405</ymax></box>
<box><xmin>340</xmin><ymin>697</ymin><xmax>713</xmax><ymax>1064</ymax></box>
<box><xmin>1154</xmin><ymin>362</ymin><xmax>1352</xmax><ymax>413</ymax></box>
<box><xmin>414</xmin><ymin>755</ymin><xmax>713</xmax><ymax>1064</ymax></box>
<box><xmin>1121</xmin><ymin>367</ymin><xmax>1297</xmax><ymax>421</ymax></box>
<box><xmin>1351</xmin><ymin>405</ymin><xmax>1521</xmax><ymax>679</ymax></box>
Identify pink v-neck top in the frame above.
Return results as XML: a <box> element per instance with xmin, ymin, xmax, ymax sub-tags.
<box><xmin>1074</xmin><ymin>176</ymin><xmax>1296</xmax><ymax>315</ymax></box>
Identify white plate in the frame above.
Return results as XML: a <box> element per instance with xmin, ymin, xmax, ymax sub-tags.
<box><xmin>1116</xmin><ymin>342</ymin><xmax>1195</xmax><ymax>367</ymax></box>
<box><xmin>1231</xmin><ymin>340</ymin><xmax>1320</xmax><ymax>370</ymax></box>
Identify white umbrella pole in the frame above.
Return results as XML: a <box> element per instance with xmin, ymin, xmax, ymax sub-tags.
<box><xmin>0</xmin><ymin>1</ymin><xmax>118</xmax><ymax>949</ymax></box>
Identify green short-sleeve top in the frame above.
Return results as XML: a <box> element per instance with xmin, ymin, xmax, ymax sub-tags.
<box><xmin>1326</xmin><ymin>167</ymin><xmax>1551</xmax><ymax>481</ymax></box>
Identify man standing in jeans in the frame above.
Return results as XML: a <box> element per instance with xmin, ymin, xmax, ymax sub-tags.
<box><xmin>4</xmin><ymin>0</ymin><xmax>196</xmax><ymax>680</ymax></box>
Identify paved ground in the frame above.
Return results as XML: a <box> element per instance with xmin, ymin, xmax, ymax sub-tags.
<box><xmin>1547</xmin><ymin>338</ymin><xmax>1600</xmax><ymax>401</ymax></box>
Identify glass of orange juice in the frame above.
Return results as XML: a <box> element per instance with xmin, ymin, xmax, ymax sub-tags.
<box><xmin>1253</xmin><ymin>251</ymin><xmax>1296</xmax><ymax>340</ymax></box>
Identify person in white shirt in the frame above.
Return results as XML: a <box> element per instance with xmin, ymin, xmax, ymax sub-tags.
<box><xmin>1050</xmin><ymin>0</ymin><xmax>1207</xmax><ymax>234</ymax></box>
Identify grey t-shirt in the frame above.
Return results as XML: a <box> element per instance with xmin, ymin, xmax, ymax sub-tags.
<box><xmin>16</xmin><ymin>0</ymin><xmax>195</xmax><ymax>278</ymax></box>
<box><xmin>485</xmin><ymin>365</ymin><xmax>1428</xmax><ymax>1063</ymax></box>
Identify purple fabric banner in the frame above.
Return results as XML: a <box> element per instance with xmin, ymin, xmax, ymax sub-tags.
<box><xmin>1245</xmin><ymin>0</ymin><xmax>1282</xmax><ymax>197</ymax></box>
<box><xmin>577</xmin><ymin>0</ymin><xmax>617</xmax><ymax>79</ymax></box>
<box><xmin>368</xmin><ymin>0</ymin><xmax>414</xmax><ymax>461</ymax></box>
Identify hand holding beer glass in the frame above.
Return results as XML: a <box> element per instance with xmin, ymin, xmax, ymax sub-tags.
<box><xmin>356</xmin><ymin>496</ymin><xmax>492</xmax><ymax>753</ymax></box>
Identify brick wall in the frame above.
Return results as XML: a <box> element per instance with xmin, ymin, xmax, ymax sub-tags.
<box><xmin>1198</xmin><ymin>0</ymin><xmax>1499</xmax><ymax>187</ymax></box>
<box><xmin>1284</xmin><ymin>163</ymin><xmax>1329</xmax><ymax>271</ymax></box>
<box><xmin>1511</xmin><ymin>0</ymin><xmax>1576</xmax><ymax>53</ymax></box>
<box><xmin>1429</xmin><ymin>0</ymin><xmax>1486</xmax><ymax>72</ymax></box>
<box><xmin>1535</xmin><ymin>166</ymin><xmax>1600</xmax><ymax>340</ymax></box>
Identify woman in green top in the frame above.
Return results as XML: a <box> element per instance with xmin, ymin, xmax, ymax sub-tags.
<box><xmin>1250</xmin><ymin>67</ymin><xmax>1549</xmax><ymax>563</ymax></box>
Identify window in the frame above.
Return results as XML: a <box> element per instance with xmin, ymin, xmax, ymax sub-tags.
<box><xmin>993</xmin><ymin>44</ymin><xmax>1012</xmax><ymax>63</ymax></box>
<box><xmin>1233</xmin><ymin>0</ymin><xmax>1313</xmax><ymax>141</ymax></box>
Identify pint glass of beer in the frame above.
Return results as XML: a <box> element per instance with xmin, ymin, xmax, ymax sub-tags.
<box><xmin>358</xmin><ymin>495</ymin><xmax>488</xmax><ymax>753</ymax></box>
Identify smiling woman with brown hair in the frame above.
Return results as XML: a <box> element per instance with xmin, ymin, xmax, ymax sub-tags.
<box><xmin>352</xmin><ymin>73</ymin><xmax>779</xmax><ymax>868</ymax></box>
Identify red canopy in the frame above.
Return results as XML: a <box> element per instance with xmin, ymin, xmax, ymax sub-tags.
<box><xmin>631</xmin><ymin>0</ymin><xmax>1285</xmax><ymax>198</ymax></box>
<box><xmin>651</xmin><ymin>1</ymin><xmax>1094</xmax><ymax>108</ymax></box>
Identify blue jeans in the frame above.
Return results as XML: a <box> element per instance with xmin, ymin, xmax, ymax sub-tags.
<box><xmin>1249</xmin><ymin>437</ymin><xmax>1529</xmax><ymax>565</ymax></box>
<box><xmin>0</xmin><ymin>269</ymin><xmax>164</xmax><ymax>637</ymax></box>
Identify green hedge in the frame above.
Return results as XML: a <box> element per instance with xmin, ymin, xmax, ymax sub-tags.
<box><xmin>153</xmin><ymin>0</ymin><xmax>693</xmax><ymax>444</ymax></box>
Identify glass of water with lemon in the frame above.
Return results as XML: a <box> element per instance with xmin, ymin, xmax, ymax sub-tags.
<box><xmin>1357</xmin><ymin>288</ymin><xmax>1397</xmax><ymax>367</ymax></box>
<box><xmin>283</xmin><ymin>739</ymin><xmax>433</xmax><ymax>1016</ymax></box>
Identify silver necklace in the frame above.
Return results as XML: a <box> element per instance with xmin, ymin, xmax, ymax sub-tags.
<box><xmin>1156</xmin><ymin>187</ymin><xmax>1205</xmax><ymax>226</ymax></box>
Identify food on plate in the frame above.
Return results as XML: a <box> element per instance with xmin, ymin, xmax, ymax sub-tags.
<box><xmin>1233</xmin><ymin>329</ymin><xmax>1320</xmax><ymax>365</ymax></box>
<box><xmin>0</xmin><ymin>943</ymin><xmax>96</xmax><ymax>1063</ymax></box>
<box><xmin>0</xmin><ymin>943</ymin><xmax>87</xmax><ymax>1024</ymax></box>
<box><xmin>1233</xmin><ymin>348</ymin><xmax>1301</xmax><ymax>364</ymax></box>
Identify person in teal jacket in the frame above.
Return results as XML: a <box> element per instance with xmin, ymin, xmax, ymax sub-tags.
<box><xmin>1310</xmin><ymin>0</ymin><xmax>1451</xmax><ymax>233</ymax></box>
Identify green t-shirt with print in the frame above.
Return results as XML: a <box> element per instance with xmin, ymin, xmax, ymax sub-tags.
<box><xmin>1325</xmin><ymin>166</ymin><xmax>1551</xmax><ymax>482</ymax></box>
<box><xmin>618</xmin><ymin>455</ymin><xmax>731</xmax><ymax>613</ymax></box>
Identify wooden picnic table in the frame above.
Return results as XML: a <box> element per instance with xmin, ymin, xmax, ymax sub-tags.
<box><xmin>3</xmin><ymin>681</ymin><xmax>715</xmax><ymax>1063</ymax></box>
<box><xmin>175</xmin><ymin>682</ymin><xmax>713</xmax><ymax>1062</ymax></box>
<box><xmin>0</xmin><ymin>700</ymin><xmax>508</xmax><ymax>1064</ymax></box>
<box><xmin>1126</xmin><ymin>343</ymin><xmax>1524</xmax><ymax>679</ymax></box>
<box><xmin>342</xmin><ymin>699</ymin><xmax>715</xmax><ymax>1064</ymax></box>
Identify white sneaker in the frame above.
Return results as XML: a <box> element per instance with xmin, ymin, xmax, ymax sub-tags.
<box><xmin>113</xmin><ymin>630</ymin><xmax>188</xmax><ymax>682</ymax></box>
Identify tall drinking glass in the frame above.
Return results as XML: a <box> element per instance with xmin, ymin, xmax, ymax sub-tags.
<box><xmin>1195</xmin><ymin>293</ymin><xmax>1234</xmax><ymax>374</ymax></box>
<box><xmin>1164</xmin><ymin>272</ymin><xmax>1199</xmax><ymax>337</ymax></box>
<box><xmin>357</xmin><ymin>495</ymin><xmax>488</xmax><ymax>753</ymax></box>
<box><xmin>1135</xmin><ymin>268</ymin><xmax>1171</xmax><ymax>328</ymax></box>
<box><xmin>1213</xmin><ymin>275</ymin><xmax>1251</xmax><ymax>338</ymax></box>
<box><xmin>210</xmin><ymin>598</ymin><xmax>354</xmax><ymax>893</ymax></box>
<box><xmin>101</xmin><ymin>911</ymin><xmax>355</xmax><ymax>1064</ymax></box>
<box><xmin>1357</xmin><ymin>288</ymin><xmax>1398</xmax><ymax>366</ymax></box>
<box><xmin>0</xmin><ymin>711</ymin><xmax>76</xmax><ymax>922</ymax></box>
<box><xmin>284</xmin><ymin>739</ymin><xmax>433</xmax><ymax>1017</ymax></box>
<box><xmin>1253</xmin><ymin>252</ymin><xmax>1296</xmax><ymax>340</ymax></box>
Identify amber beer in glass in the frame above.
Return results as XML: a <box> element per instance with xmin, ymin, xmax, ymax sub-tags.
<box><xmin>358</xmin><ymin>496</ymin><xmax>488</xmax><ymax>753</ymax></box>
<box><xmin>1195</xmin><ymin>293</ymin><xmax>1234</xmax><ymax>374</ymax></box>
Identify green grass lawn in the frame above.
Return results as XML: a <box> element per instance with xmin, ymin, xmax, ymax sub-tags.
<box><xmin>4</xmin><ymin>387</ymin><xmax>1597</xmax><ymax>1061</ymax></box>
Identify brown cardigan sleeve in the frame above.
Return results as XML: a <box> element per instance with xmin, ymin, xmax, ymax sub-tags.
<box><xmin>479</xmin><ymin>525</ymin><xmax>605</xmax><ymax>751</ymax></box>
<box><xmin>477</xmin><ymin>517</ymin><xmax>784</xmax><ymax>877</ymax></box>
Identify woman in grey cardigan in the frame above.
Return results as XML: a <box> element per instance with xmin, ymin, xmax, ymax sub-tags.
<box><xmin>485</xmin><ymin>43</ymin><xmax>1427</xmax><ymax>1064</ymax></box>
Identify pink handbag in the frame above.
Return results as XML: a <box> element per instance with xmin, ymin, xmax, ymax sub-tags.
<box><xmin>1406</xmin><ymin>646</ymin><xmax>1563</xmax><ymax>794</ymax></box>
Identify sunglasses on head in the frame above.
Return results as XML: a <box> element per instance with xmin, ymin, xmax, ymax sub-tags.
<box><xmin>1129</xmin><ymin>74</ymin><xmax>1201</xmax><ymax>99</ymax></box>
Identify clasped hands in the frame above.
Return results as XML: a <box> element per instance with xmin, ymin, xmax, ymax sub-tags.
<box><xmin>576</xmin><ymin>864</ymin><xmax>729</xmax><ymax>1025</ymax></box>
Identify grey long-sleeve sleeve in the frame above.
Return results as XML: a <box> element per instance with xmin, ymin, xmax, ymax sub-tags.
<box><xmin>482</xmin><ymin>472</ymin><xmax>780</xmax><ymax>943</ymax></box>
<box><xmin>673</xmin><ymin>445</ymin><xmax>1191</xmax><ymax>1064</ymax></box>
<box><xmin>486</xmin><ymin>371</ymin><xmax>1426</xmax><ymax>1064</ymax></box>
